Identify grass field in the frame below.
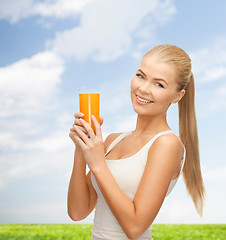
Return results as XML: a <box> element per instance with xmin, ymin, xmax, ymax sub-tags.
<box><xmin>0</xmin><ymin>224</ymin><xmax>225</xmax><ymax>240</ymax></box>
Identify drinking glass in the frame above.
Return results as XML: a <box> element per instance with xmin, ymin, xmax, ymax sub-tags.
<box><xmin>79</xmin><ymin>93</ymin><xmax>100</xmax><ymax>131</ymax></box>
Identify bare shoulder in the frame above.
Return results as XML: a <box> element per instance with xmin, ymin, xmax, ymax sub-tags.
<box><xmin>154</xmin><ymin>133</ymin><xmax>184</xmax><ymax>151</ymax></box>
<box><xmin>148</xmin><ymin>133</ymin><xmax>184</xmax><ymax>165</ymax></box>
<box><xmin>104</xmin><ymin>132</ymin><xmax>122</xmax><ymax>152</ymax></box>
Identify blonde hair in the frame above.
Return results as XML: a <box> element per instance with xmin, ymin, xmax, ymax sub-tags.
<box><xmin>144</xmin><ymin>44</ymin><xmax>206</xmax><ymax>216</ymax></box>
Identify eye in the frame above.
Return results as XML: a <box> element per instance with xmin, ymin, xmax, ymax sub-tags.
<box><xmin>156</xmin><ymin>82</ymin><xmax>164</xmax><ymax>88</ymax></box>
<box><xmin>136</xmin><ymin>73</ymin><xmax>144</xmax><ymax>79</ymax></box>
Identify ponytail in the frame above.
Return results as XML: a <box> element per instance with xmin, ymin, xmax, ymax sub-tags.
<box><xmin>178</xmin><ymin>73</ymin><xmax>206</xmax><ymax>216</ymax></box>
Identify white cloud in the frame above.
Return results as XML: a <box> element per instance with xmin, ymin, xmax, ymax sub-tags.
<box><xmin>0</xmin><ymin>51</ymin><xmax>64</xmax><ymax>117</ymax></box>
<box><xmin>156</xmin><ymin>197</ymin><xmax>226</xmax><ymax>224</ymax></box>
<box><xmin>26</xmin><ymin>131</ymin><xmax>70</xmax><ymax>152</ymax></box>
<box><xmin>100</xmin><ymin>78</ymin><xmax>131</xmax><ymax>113</ymax></box>
<box><xmin>50</xmin><ymin>0</ymin><xmax>176</xmax><ymax>62</ymax></box>
<box><xmin>0</xmin><ymin>132</ymin><xmax>20</xmax><ymax>151</ymax></box>
<box><xmin>0</xmin><ymin>50</ymin><xmax>67</xmax><ymax>189</ymax></box>
<box><xmin>0</xmin><ymin>129</ymin><xmax>69</xmax><ymax>153</ymax></box>
<box><xmin>0</xmin><ymin>105</ymin><xmax>74</xmax><ymax>187</ymax></box>
<box><xmin>207</xmin><ymin>83</ymin><xmax>226</xmax><ymax>112</ymax></box>
<box><xmin>0</xmin><ymin>0</ymin><xmax>176</xmax><ymax>61</ymax></box>
<box><xmin>203</xmin><ymin>165</ymin><xmax>226</xmax><ymax>181</ymax></box>
<box><xmin>33</xmin><ymin>0</ymin><xmax>92</xmax><ymax>19</ymax></box>
<box><xmin>195</xmin><ymin>81</ymin><xmax>226</xmax><ymax>117</ymax></box>
<box><xmin>191</xmin><ymin>38</ymin><xmax>226</xmax><ymax>83</ymax></box>
<box><xmin>0</xmin><ymin>201</ymin><xmax>96</xmax><ymax>223</ymax></box>
<box><xmin>0</xmin><ymin>0</ymin><xmax>33</xmax><ymax>23</ymax></box>
<box><xmin>0</xmin><ymin>0</ymin><xmax>92</xmax><ymax>23</ymax></box>
<box><xmin>156</xmin><ymin>200</ymin><xmax>195</xmax><ymax>223</ymax></box>
<box><xmin>0</xmin><ymin>202</ymin><xmax>68</xmax><ymax>223</ymax></box>
<box><xmin>0</xmin><ymin>137</ymin><xmax>72</xmax><ymax>189</ymax></box>
<box><xmin>114</xmin><ymin>114</ymin><xmax>137</xmax><ymax>132</ymax></box>
<box><xmin>190</xmin><ymin>37</ymin><xmax>226</xmax><ymax>116</ymax></box>
<box><xmin>0</xmin><ymin>181</ymin><xmax>4</xmax><ymax>191</ymax></box>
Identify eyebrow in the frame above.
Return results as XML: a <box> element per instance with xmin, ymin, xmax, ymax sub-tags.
<box><xmin>138</xmin><ymin>69</ymin><xmax>168</xmax><ymax>85</ymax></box>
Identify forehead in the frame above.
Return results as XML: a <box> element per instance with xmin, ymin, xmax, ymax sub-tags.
<box><xmin>139</xmin><ymin>56</ymin><xmax>178</xmax><ymax>83</ymax></box>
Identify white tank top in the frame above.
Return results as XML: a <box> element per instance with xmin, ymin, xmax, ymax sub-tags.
<box><xmin>91</xmin><ymin>130</ymin><xmax>186</xmax><ymax>240</ymax></box>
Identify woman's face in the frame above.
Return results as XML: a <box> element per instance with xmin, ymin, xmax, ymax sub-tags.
<box><xmin>130</xmin><ymin>56</ymin><xmax>185</xmax><ymax>117</ymax></box>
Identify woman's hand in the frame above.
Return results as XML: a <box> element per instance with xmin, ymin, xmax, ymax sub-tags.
<box><xmin>69</xmin><ymin>112</ymin><xmax>104</xmax><ymax>148</ymax></box>
<box><xmin>70</xmin><ymin>115</ymin><xmax>106</xmax><ymax>172</ymax></box>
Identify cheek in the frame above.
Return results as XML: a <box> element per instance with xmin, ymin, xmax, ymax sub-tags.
<box><xmin>150</xmin><ymin>89</ymin><xmax>170</xmax><ymax>103</ymax></box>
<box><xmin>158</xmin><ymin>92</ymin><xmax>175</xmax><ymax>105</ymax></box>
<box><xmin>130</xmin><ymin>78</ymin><xmax>135</xmax><ymax>91</ymax></box>
<box><xmin>130</xmin><ymin>78</ymin><xmax>138</xmax><ymax>101</ymax></box>
<box><xmin>130</xmin><ymin>77</ymin><xmax>139</xmax><ymax>91</ymax></box>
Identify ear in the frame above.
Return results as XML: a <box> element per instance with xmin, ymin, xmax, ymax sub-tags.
<box><xmin>171</xmin><ymin>89</ymin><xmax>186</xmax><ymax>103</ymax></box>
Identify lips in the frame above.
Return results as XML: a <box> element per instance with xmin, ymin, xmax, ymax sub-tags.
<box><xmin>136</xmin><ymin>94</ymin><xmax>153</xmax><ymax>103</ymax></box>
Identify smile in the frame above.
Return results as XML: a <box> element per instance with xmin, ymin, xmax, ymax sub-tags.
<box><xmin>136</xmin><ymin>94</ymin><xmax>153</xmax><ymax>104</ymax></box>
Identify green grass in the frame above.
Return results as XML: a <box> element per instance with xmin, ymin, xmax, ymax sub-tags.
<box><xmin>0</xmin><ymin>224</ymin><xmax>225</xmax><ymax>240</ymax></box>
<box><xmin>0</xmin><ymin>225</ymin><xmax>92</xmax><ymax>240</ymax></box>
<box><xmin>152</xmin><ymin>224</ymin><xmax>225</xmax><ymax>240</ymax></box>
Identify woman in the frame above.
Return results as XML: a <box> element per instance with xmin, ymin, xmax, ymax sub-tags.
<box><xmin>68</xmin><ymin>44</ymin><xmax>206</xmax><ymax>240</ymax></box>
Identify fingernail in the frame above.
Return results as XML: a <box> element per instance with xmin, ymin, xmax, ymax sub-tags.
<box><xmin>80</xmin><ymin>113</ymin><xmax>84</xmax><ymax>116</ymax></box>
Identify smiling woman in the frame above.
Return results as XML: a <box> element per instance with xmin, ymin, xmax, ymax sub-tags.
<box><xmin>68</xmin><ymin>44</ymin><xmax>206</xmax><ymax>240</ymax></box>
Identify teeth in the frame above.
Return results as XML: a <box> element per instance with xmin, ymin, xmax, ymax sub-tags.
<box><xmin>137</xmin><ymin>95</ymin><xmax>152</xmax><ymax>103</ymax></box>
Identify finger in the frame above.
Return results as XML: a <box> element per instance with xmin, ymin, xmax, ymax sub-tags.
<box><xmin>74</xmin><ymin>118</ymin><xmax>85</xmax><ymax>127</ymax></box>
<box><xmin>70</xmin><ymin>126</ymin><xmax>87</xmax><ymax>135</ymax></box>
<box><xmin>75</xmin><ymin>126</ymin><xmax>89</xmax><ymax>136</ymax></box>
<box><xmin>100</xmin><ymin>117</ymin><xmax>104</xmax><ymax>126</ymax></box>
<box><xmin>76</xmin><ymin>125</ymin><xmax>88</xmax><ymax>133</ymax></box>
<box><xmin>74</xmin><ymin>119</ymin><xmax>91</xmax><ymax>132</ymax></box>
<box><xmin>79</xmin><ymin>119</ymin><xmax>96</xmax><ymax>140</ymax></box>
<box><xmin>69</xmin><ymin>129</ymin><xmax>81</xmax><ymax>142</ymax></box>
<box><xmin>74</xmin><ymin>124</ymin><xmax>93</xmax><ymax>145</ymax></box>
<box><xmin>73</xmin><ymin>119</ymin><xmax>89</xmax><ymax>131</ymax></box>
<box><xmin>92</xmin><ymin>115</ymin><xmax>102</xmax><ymax>139</ymax></box>
<box><xmin>74</xmin><ymin>112</ymin><xmax>84</xmax><ymax>119</ymax></box>
<box><xmin>70</xmin><ymin>131</ymin><xmax>86</xmax><ymax>149</ymax></box>
<box><xmin>69</xmin><ymin>129</ymin><xmax>79</xmax><ymax>140</ymax></box>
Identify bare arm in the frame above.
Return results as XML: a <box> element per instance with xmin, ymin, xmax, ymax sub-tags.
<box><xmin>67</xmin><ymin>113</ymin><xmax>104</xmax><ymax>221</ymax></box>
<box><xmin>67</xmin><ymin>146</ymin><xmax>97</xmax><ymax>221</ymax></box>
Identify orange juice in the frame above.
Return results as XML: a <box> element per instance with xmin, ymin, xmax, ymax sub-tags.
<box><xmin>79</xmin><ymin>93</ymin><xmax>100</xmax><ymax>131</ymax></box>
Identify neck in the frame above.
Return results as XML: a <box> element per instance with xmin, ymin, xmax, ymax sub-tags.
<box><xmin>132</xmin><ymin>113</ymin><xmax>170</xmax><ymax>136</ymax></box>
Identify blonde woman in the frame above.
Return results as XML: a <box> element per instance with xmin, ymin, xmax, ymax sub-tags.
<box><xmin>68</xmin><ymin>44</ymin><xmax>205</xmax><ymax>240</ymax></box>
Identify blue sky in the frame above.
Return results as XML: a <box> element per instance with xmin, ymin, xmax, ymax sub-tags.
<box><xmin>0</xmin><ymin>0</ymin><xmax>225</xmax><ymax>224</ymax></box>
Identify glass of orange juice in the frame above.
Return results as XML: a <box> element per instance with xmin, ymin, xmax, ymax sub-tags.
<box><xmin>79</xmin><ymin>93</ymin><xmax>100</xmax><ymax>131</ymax></box>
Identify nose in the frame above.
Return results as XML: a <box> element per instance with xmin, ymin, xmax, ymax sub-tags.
<box><xmin>138</xmin><ymin>81</ymin><xmax>152</xmax><ymax>95</ymax></box>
